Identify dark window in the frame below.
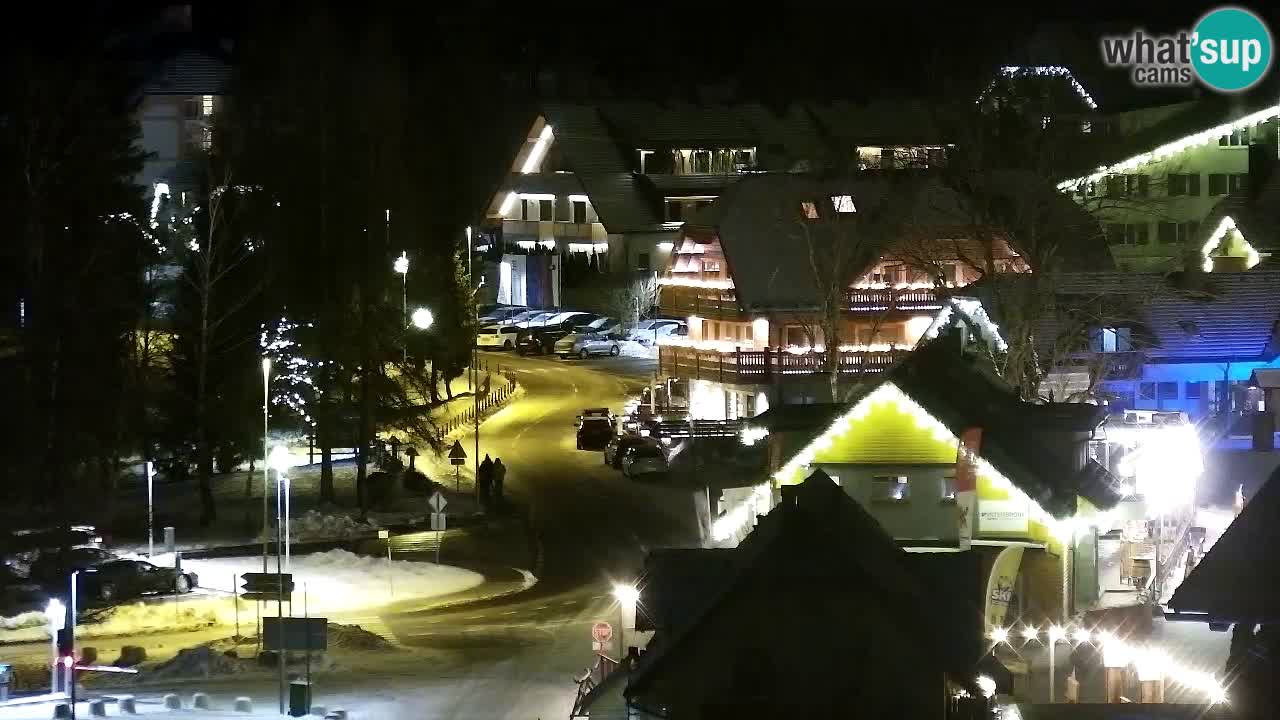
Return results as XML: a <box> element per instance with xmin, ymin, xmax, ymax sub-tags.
<box><xmin>1106</xmin><ymin>223</ymin><xmax>1126</xmax><ymax>245</ymax></box>
<box><xmin>1107</xmin><ymin>386</ymin><xmax>1135</xmax><ymax>411</ymax></box>
<box><xmin>1185</xmin><ymin>381</ymin><xmax>1203</xmax><ymax>400</ymax></box>
<box><xmin>1168</xmin><ymin>174</ymin><xmax>1187</xmax><ymax>196</ymax></box>
<box><xmin>1139</xmin><ymin>382</ymin><xmax>1156</xmax><ymax>400</ymax></box>
<box><xmin>1188</xmin><ymin>173</ymin><xmax>1201</xmax><ymax>195</ymax></box>
<box><xmin>1129</xmin><ymin>175</ymin><xmax>1149</xmax><ymax>197</ymax></box>
<box><xmin>572</xmin><ymin>200</ymin><xmax>587</xmax><ymax>224</ymax></box>
<box><xmin>1105</xmin><ymin>175</ymin><xmax>1124</xmax><ymax>197</ymax></box>
<box><xmin>1092</xmin><ymin>327</ymin><xmax>1132</xmax><ymax>352</ymax></box>
<box><xmin>1158</xmin><ymin>222</ymin><xmax>1177</xmax><ymax>244</ymax></box>
<box><xmin>1158</xmin><ymin>382</ymin><xmax>1179</xmax><ymax>400</ymax></box>
<box><xmin>539</xmin><ymin>199</ymin><xmax>553</xmax><ymax>220</ymax></box>
<box><xmin>1209</xmin><ymin>174</ymin><xmax>1227</xmax><ymax>195</ymax></box>
<box><xmin>666</xmin><ymin>200</ymin><xmax>683</xmax><ymax>222</ymax></box>
<box><xmin>785</xmin><ymin>326</ymin><xmax>809</xmax><ymax>347</ymax></box>
<box><xmin>637</xmin><ymin>252</ymin><xmax>650</xmax><ymax>271</ymax></box>
<box><xmin>1221</xmin><ymin>127</ymin><xmax>1251</xmax><ymax>146</ymax></box>
<box><xmin>1230</xmin><ymin>173</ymin><xmax>1249</xmax><ymax>192</ymax></box>
<box><xmin>871</xmin><ymin>476</ymin><xmax>910</xmax><ymax>503</ymax></box>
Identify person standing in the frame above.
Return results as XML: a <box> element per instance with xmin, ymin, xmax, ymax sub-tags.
<box><xmin>478</xmin><ymin>454</ymin><xmax>494</xmax><ymax>511</ymax></box>
<box><xmin>492</xmin><ymin>458</ymin><xmax>506</xmax><ymax>507</ymax></box>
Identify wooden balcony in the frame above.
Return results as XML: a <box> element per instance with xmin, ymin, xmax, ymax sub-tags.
<box><xmin>659</xmin><ymin>346</ymin><xmax>912</xmax><ymax>384</ymax></box>
<box><xmin>844</xmin><ymin>287</ymin><xmax>945</xmax><ymax>313</ymax></box>
<box><xmin>659</xmin><ymin>285</ymin><xmax>743</xmax><ymax>321</ymax></box>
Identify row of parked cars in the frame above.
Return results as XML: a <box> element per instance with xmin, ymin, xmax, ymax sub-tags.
<box><xmin>11</xmin><ymin>545</ymin><xmax>199</xmax><ymax>607</ymax></box>
<box><xmin>575</xmin><ymin>409</ymin><xmax>669</xmax><ymax>479</ymax></box>
<box><xmin>475</xmin><ymin>306</ymin><xmax>686</xmax><ymax>359</ymax></box>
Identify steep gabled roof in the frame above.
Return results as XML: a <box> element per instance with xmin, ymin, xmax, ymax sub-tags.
<box><xmin>1028</xmin><ymin>271</ymin><xmax>1280</xmax><ymax>363</ymax></box>
<box><xmin>142</xmin><ymin>48</ymin><xmax>230</xmax><ymax>95</ymax></box>
<box><xmin>627</xmin><ymin>471</ymin><xmax>983</xmax><ymax>700</ymax></box>
<box><xmin>1168</xmin><ymin>465</ymin><xmax>1280</xmax><ymax>622</ymax></box>
<box><xmin>763</xmin><ymin>335</ymin><xmax>1118</xmax><ymax>516</ymax></box>
<box><xmin>688</xmin><ymin>171</ymin><xmax>1108</xmax><ymax>312</ymax></box>
<box><xmin>1198</xmin><ymin>170</ymin><xmax>1280</xmax><ymax>258</ymax></box>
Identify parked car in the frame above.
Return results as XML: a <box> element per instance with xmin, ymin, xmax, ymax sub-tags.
<box><xmin>621</xmin><ymin>444</ymin><xmax>668</xmax><ymax>478</ymax></box>
<box><xmin>479</xmin><ymin>306</ymin><xmax>527</xmax><ymax>324</ymax></box>
<box><xmin>27</xmin><ymin>546</ymin><xmax>118</xmax><ymax>586</ymax></box>
<box><xmin>627</xmin><ymin>319</ymin><xmax>687</xmax><ymax>345</ymax></box>
<box><xmin>557</xmin><ymin>330</ymin><xmax>624</xmax><ymax>358</ymax></box>
<box><xmin>519</xmin><ymin>311</ymin><xmax>561</xmax><ymax>329</ymax></box>
<box><xmin>518</xmin><ymin>312</ymin><xmax>599</xmax><ymax>355</ymax></box>
<box><xmin>576</xmin><ymin>408</ymin><xmax>616</xmax><ymax>450</ymax></box>
<box><xmin>476</xmin><ymin>324</ymin><xmax>521</xmax><ymax>350</ymax></box>
<box><xmin>79</xmin><ymin>559</ymin><xmax>198</xmax><ymax>605</ymax></box>
<box><xmin>604</xmin><ymin>434</ymin><xmax>653</xmax><ymax>468</ymax></box>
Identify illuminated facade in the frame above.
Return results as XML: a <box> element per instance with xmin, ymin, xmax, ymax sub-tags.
<box><xmin>655</xmin><ymin>173</ymin><xmax>1102</xmax><ymax>418</ymax></box>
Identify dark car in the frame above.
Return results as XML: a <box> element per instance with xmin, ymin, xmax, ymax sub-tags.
<box><xmin>80</xmin><ymin>559</ymin><xmax>198</xmax><ymax>605</ymax></box>
<box><xmin>518</xmin><ymin>312</ymin><xmax>599</xmax><ymax>355</ymax></box>
<box><xmin>576</xmin><ymin>409</ymin><xmax>615</xmax><ymax>450</ymax></box>
<box><xmin>27</xmin><ymin>547</ymin><xmax>118</xmax><ymax>587</ymax></box>
<box><xmin>604</xmin><ymin>434</ymin><xmax>653</xmax><ymax>469</ymax></box>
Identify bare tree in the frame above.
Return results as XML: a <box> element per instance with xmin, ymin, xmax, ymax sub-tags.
<box><xmin>607</xmin><ymin>275</ymin><xmax>662</xmax><ymax>329</ymax></box>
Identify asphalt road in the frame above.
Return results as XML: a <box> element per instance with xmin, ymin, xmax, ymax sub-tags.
<box><xmin>3</xmin><ymin>352</ymin><xmax>693</xmax><ymax>718</ymax></box>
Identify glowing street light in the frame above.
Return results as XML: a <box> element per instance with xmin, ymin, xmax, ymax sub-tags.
<box><xmin>1021</xmin><ymin>625</ymin><xmax>1039</xmax><ymax>642</ymax></box>
<box><xmin>393</xmin><ymin>251</ymin><xmax>409</xmax><ymax>276</ymax></box>
<box><xmin>268</xmin><ymin>445</ymin><xmax>294</xmax><ymax>571</ymax></box>
<box><xmin>45</xmin><ymin>599</ymin><xmax>65</xmax><ymax>692</ymax></box>
<box><xmin>989</xmin><ymin>626</ymin><xmax>1009</xmax><ymax>644</ymax></box>
<box><xmin>411</xmin><ymin>307</ymin><xmax>434</xmax><ymax>330</ymax></box>
<box><xmin>394</xmin><ymin>251</ymin><xmax>409</xmax><ymax>361</ymax></box>
<box><xmin>613</xmin><ymin>582</ymin><xmax>640</xmax><ymax>661</ymax></box>
<box><xmin>1073</xmin><ymin>627</ymin><xmax>1092</xmax><ymax>644</ymax></box>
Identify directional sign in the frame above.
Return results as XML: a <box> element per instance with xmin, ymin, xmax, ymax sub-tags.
<box><xmin>429</xmin><ymin>491</ymin><xmax>448</xmax><ymax>513</ymax></box>
<box><xmin>591</xmin><ymin>621</ymin><xmax>613</xmax><ymax>644</ymax></box>
<box><xmin>241</xmin><ymin>573</ymin><xmax>294</xmax><ymax>602</ymax></box>
<box><xmin>430</xmin><ymin>513</ymin><xmax>447</xmax><ymax>531</ymax></box>
<box><xmin>448</xmin><ymin>440</ymin><xmax>467</xmax><ymax>466</ymax></box>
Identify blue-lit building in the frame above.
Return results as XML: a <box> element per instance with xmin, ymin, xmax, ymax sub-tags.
<box><xmin>1035</xmin><ymin>270</ymin><xmax>1280</xmax><ymax>420</ymax></box>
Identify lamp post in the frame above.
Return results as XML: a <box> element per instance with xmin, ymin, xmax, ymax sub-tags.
<box><xmin>1048</xmin><ymin>624</ymin><xmax>1066</xmax><ymax>703</ymax></box>
<box><xmin>612</xmin><ymin>583</ymin><xmax>639</xmax><ymax>662</ymax></box>
<box><xmin>268</xmin><ymin>445</ymin><xmax>293</xmax><ymax>572</ymax></box>
<box><xmin>261</xmin><ymin>358</ymin><xmax>271</xmax><ymax>573</ymax></box>
<box><xmin>467</xmin><ymin>227</ymin><xmax>479</xmax><ymax>500</ymax></box>
<box><xmin>45</xmin><ymin>599</ymin><xmax>64</xmax><ymax>693</ymax></box>
<box><xmin>145</xmin><ymin>461</ymin><xmax>155</xmax><ymax>558</ymax></box>
<box><xmin>394</xmin><ymin>251</ymin><xmax>409</xmax><ymax>363</ymax></box>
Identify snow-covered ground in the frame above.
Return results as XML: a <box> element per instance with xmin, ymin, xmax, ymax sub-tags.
<box><xmin>146</xmin><ymin>549</ymin><xmax>483</xmax><ymax>615</ymax></box>
<box><xmin>619</xmin><ymin>340</ymin><xmax>657</xmax><ymax>359</ymax></box>
<box><xmin>0</xmin><ymin>551</ymin><xmax>483</xmax><ymax>643</ymax></box>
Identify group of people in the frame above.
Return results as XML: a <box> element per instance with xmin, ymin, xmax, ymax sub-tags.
<box><xmin>477</xmin><ymin>454</ymin><xmax>506</xmax><ymax>511</ymax></box>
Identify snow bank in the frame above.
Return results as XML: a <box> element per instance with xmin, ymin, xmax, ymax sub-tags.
<box><xmin>619</xmin><ymin>340</ymin><xmax>657</xmax><ymax>359</ymax></box>
<box><xmin>156</xmin><ymin>549</ymin><xmax>484</xmax><ymax>615</ymax></box>
<box><xmin>0</xmin><ymin>610</ymin><xmax>45</xmax><ymax>631</ymax></box>
<box><xmin>145</xmin><ymin>645</ymin><xmax>248</xmax><ymax>680</ymax></box>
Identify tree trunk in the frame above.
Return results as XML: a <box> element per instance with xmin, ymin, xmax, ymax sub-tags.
<box><xmin>317</xmin><ymin>408</ymin><xmax>335</xmax><ymax>502</ymax></box>
<box><xmin>195</xmin><ymin>259</ymin><xmax>216</xmax><ymax>526</ymax></box>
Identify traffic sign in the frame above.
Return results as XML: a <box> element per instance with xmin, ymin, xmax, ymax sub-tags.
<box><xmin>263</xmin><ymin>617</ymin><xmax>328</xmax><ymax>651</ymax></box>
<box><xmin>430</xmin><ymin>512</ymin><xmax>446</xmax><ymax>531</ymax></box>
<box><xmin>448</xmin><ymin>440</ymin><xmax>467</xmax><ymax>466</ymax></box>
<box><xmin>378</xmin><ymin>529</ymin><xmax>390</xmax><ymax>540</ymax></box>
<box><xmin>241</xmin><ymin>573</ymin><xmax>294</xmax><ymax>602</ymax></box>
<box><xmin>429</xmin><ymin>491</ymin><xmax>448</xmax><ymax>513</ymax></box>
<box><xmin>591</xmin><ymin>621</ymin><xmax>613</xmax><ymax>644</ymax></box>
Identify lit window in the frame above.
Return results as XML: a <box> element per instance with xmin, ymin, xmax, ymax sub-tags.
<box><xmin>800</xmin><ymin>202</ymin><xmax>819</xmax><ymax>219</ymax></box>
<box><xmin>831</xmin><ymin>195</ymin><xmax>856</xmax><ymax>213</ymax></box>
<box><xmin>872</xmin><ymin>476</ymin><xmax>910</xmax><ymax>503</ymax></box>
<box><xmin>941</xmin><ymin>475</ymin><xmax>957</xmax><ymax>503</ymax></box>
<box><xmin>201</xmin><ymin>95</ymin><xmax>214</xmax><ymax>116</ymax></box>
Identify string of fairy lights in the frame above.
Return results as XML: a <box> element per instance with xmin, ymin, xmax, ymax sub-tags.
<box><xmin>260</xmin><ymin>317</ymin><xmax>319</xmax><ymax>428</ymax></box>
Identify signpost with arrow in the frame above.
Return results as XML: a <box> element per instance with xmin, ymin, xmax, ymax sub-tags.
<box><xmin>429</xmin><ymin>491</ymin><xmax>447</xmax><ymax>564</ymax></box>
<box><xmin>448</xmin><ymin>440</ymin><xmax>467</xmax><ymax>492</ymax></box>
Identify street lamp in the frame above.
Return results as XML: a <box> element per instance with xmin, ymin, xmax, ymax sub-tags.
<box><xmin>268</xmin><ymin>445</ymin><xmax>293</xmax><ymax>571</ymax></box>
<box><xmin>612</xmin><ymin>582</ymin><xmax>640</xmax><ymax>661</ymax></box>
<box><xmin>45</xmin><ymin>599</ymin><xmax>65</xmax><ymax>692</ymax></box>
<box><xmin>261</xmin><ymin>357</ymin><xmax>271</xmax><ymax>573</ymax></box>
<box><xmin>411</xmin><ymin>307</ymin><xmax>434</xmax><ymax>330</ymax></box>
<box><xmin>989</xmin><ymin>626</ymin><xmax>1009</xmax><ymax>645</ymax></box>
<box><xmin>394</xmin><ymin>251</ymin><xmax>409</xmax><ymax>361</ymax></box>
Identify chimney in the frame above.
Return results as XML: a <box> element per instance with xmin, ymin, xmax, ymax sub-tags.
<box><xmin>1247</xmin><ymin>119</ymin><xmax>1278</xmax><ymax>201</ymax></box>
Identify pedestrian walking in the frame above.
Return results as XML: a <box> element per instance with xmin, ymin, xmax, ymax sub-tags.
<box><xmin>478</xmin><ymin>454</ymin><xmax>494</xmax><ymax>510</ymax></box>
<box><xmin>492</xmin><ymin>458</ymin><xmax>506</xmax><ymax>506</ymax></box>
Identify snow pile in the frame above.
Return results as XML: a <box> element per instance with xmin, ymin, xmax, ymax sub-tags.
<box><xmin>175</xmin><ymin>549</ymin><xmax>484</xmax><ymax>614</ymax></box>
<box><xmin>327</xmin><ymin>623</ymin><xmax>396</xmax><ymax>651</ymax></box>
<box><xmin>145</xmin><ymin>645</ymin><xmax>248</xmax><ymax>680</ymax></box>
<box><xmin>85</xmin><ymin>600</ymin><xmax>224</xmax><ymax>639</ymax></box>
<box><xmin>256</xmin><ymin>509</ymin><xmax>380</xmax><ymax>543</ymax></box>
<box><xmin>619</xmin><ymin>340</ymin><xmax>657</xmax><ymax>359</ymax></box>
<box><xmin>0</xmin><ymin>610</ymin><xmax>46</xmax><ymax>630</ymax></box>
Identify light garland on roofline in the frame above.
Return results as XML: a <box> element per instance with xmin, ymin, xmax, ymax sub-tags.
<box><xmin>986</xmin><ymin>66</ymin><xmax>1098</xmax><ymax>110</ymax></box>
<box><xmin>850</xmin><ymin>280</ymin><xmax>950</xmax><ymax>290</ymax></box>
<box><xmin>657</xmin><ymin>276</ymin><xmax>735</xmax><ymax>290</ymax></box>
<box><xmin>921</xmin><ymin>297</ymin><xmax>1009</xmax><ymax>352</ymax></box>
<box><xmin>1059</xmin><ymin>104</ymin><xmax>1280</xmax><ymax>190</ymax></box>
<box><xmin>1200</xmin><ymin>215</ymin><xmax>1262</xmax><ymax>272</ymax></box>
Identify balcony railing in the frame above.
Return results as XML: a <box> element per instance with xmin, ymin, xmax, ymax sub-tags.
<box><xmin>659</xmin><ymin>346</ymin><xmax>912</xmax><ymax>384</ymax></box>
<box><xmin>660</xmin><ymin>284</ymin><xmax>944</xmax><ymax>318</ymax></box>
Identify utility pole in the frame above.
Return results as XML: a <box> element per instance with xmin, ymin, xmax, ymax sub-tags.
<box><xmin>468</xmin><ymin>227</ymin><xmax>480</xmax><ymax>502</ymax></box>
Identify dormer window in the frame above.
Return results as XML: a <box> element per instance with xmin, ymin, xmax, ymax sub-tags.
<box><xmin>1091</xmin><ymin>327</ymin><xmax>1132</xmax><ymax>352</ymax></box>
<box><xmin>800</xmin><ymin>201</ymin><xmax>819</xmax><ymax>219</ymax></box>
<box><xmin>831</xmin><ymin>195</ymin><xmax>856</xmax><ymax>213</ymax></box>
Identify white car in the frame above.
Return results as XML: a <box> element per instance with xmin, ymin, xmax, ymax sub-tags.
<box><xmin>476</xmin><ymin>324</ymin><xmax>520</xmax><ymax>350</ymax></box>
<box><xmin>627</xmin><ymin>320</ymin><xmax>686</xmax><ymax>345</ymax></box>
<box><xmin>621</xmin><ymin>444</ymin><xmax>668</xmax><ymax>478</ymax></box>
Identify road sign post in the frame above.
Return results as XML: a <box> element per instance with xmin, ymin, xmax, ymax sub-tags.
<box><xmin>592</xmin><ymin>621</ymin><xmax>613</xmax><ymax>658</ymax></box>
<box><xmin>429</xmin><ymin>492</ymin><xmax>448</xmax><ymax>564</ymax></box>
<box><xmin>241</xmin><ymin>573</ymin><xmax>295</xmax><ymax>603</ymax></box>
<box><xmin>448</xmin><ymin>440</ymin><xmax>466</xmax><ymax>492</ymax></box>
